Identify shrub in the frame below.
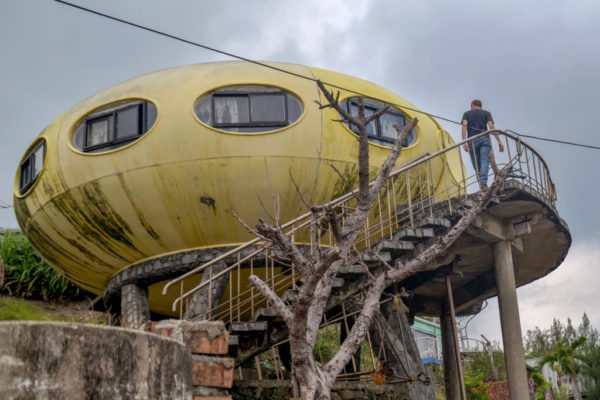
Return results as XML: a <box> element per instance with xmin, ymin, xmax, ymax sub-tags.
<box><xmin>0</xmin><ymin>232</ymin><xmax>81</xmax><ymax>300</ymax></box>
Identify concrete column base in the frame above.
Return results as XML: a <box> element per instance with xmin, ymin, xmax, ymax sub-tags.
<box><xmin>121</xmin><ymin>283</ymin><xmax>150</xmax><ymax>329</ymax></box>
<box><xmin>494</xmin><ymin>240</ymin><xmax>530</xmax><ymax>400</ymax></box>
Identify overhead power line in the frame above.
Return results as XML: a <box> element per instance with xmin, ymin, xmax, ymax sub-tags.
<box><xmin>55</xmin><ymin>0</ymin><xmax>600</xmax><ymax>151</ymax></box>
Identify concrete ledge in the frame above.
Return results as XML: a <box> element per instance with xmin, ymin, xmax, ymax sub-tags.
<box><xmin>0</xmin><ymin>321</ymin><xmax>192</xmax><ymax>400</ymax></box>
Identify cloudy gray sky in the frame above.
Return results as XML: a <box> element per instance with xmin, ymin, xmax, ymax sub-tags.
<box><xmin>1</xmin><ymin>0</ymin><xmax>599</xmax><ymax>344</ymax></box>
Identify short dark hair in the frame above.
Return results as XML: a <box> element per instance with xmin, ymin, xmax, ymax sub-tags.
<box><xmin>471</xmin><ymin>99</ymin><xmax>482</xmax><ymax>108</ymax></box>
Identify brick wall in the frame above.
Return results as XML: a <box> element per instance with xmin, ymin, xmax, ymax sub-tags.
<box><xmin>149</xmin><ymin>320</ymin><xmax>233</xmax><ymax>400</ymax></box>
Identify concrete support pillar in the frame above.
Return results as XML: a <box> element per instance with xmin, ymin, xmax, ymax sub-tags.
<box><xmin>493</xmin><ymin>240</ymin><xmax>529</xmax><ymax>400</ymax></box>
<box><xmin>121</xmin><ymin>283</ymin><xmax>150</xmax><ymax>329</ymax></box>
<box><xmin>184</xmin><ymin>260</ymin><xmax>230</xmax><ymax>320</ymax></box>
<box><xmin>440</xmin><ymin>300</ymin><xmax>461</xmax><ymax>400</ymax></box>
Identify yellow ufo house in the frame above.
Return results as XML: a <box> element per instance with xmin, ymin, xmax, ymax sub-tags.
<box><xmin>14</xmin><ymin>61</ymin><xmax>463</xmax><ymax>316</ymax></box>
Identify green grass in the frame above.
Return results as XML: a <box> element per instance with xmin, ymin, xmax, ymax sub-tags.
<box><xmin>0</xmin><ymin>296</ymin><xmax>70</xmax><ymax>321</ymax></box>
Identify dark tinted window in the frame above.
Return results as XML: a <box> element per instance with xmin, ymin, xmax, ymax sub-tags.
<box><xmin>195</xmin><ymin>86</ymin><xmax>302</xmax><ymax>133</ymax></box>
<box><xmin>19</xmin><ymin>140</ymin><xmax>46</xmax><ymax>194</ymax></box>
<box><xmin>341</xmin><ymin>98</ymin><xmax>415</xmax><ymax>147</ymax></box>
<box><xmin>72</xmin><ymin>100</ymin><xmax>157</xmax><ymax>153</ymax></box>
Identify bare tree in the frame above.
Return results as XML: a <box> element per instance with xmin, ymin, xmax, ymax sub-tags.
<box><xmin>243</xmin><ymin>81</ymin><xmax>513</xmax><ymax>400</ymax></box>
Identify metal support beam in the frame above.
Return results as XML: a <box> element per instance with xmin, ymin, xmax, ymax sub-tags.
<box><xmin>441</xmin><ymin>298</ymin><xmax>461</xmax><ymax>400</ymax></box>
<box><xmin>493</xmin><ymin>240</ymin><xmax>530</xmax><ymax>400</ymax></box>
<box><xmin>445</xmin><ymin>274</ymin><xmax>467</xmax><ymax>400</ymax></box>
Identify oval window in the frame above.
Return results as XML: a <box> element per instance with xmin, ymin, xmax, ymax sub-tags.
<box><xmin>340</xmin><ymin>98</ymin><xmax>416</xmax><ymax>147</ymax></box>
<box><xmin>19</xmin><ymin>139</ymin><xmax>46</xmax><ymax>194</ymax></box>
<box><xmin>72</xmin><ymin>100</ymin><xmax>157</xmax><ymax>153</ymax></box>
<box><xmin>194</xmin><ymin>85</ymin><xmax>303</xmax><ymax>133</ymax></box>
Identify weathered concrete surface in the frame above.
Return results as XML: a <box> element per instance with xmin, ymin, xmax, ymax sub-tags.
<box><xmin>494</xmin><ymin>240</ymin><xmax>530</xmax><ymax>400</ymax></box>
<box><xmin>121</xmin><ymin>283</ymin><xmax>150</xmax><ymax>329</ymax></box>
<box><xmin>233</xmin><ymin>379</ymin><xmax>409</xmax><ymax>400</ymax></box>
<box><xmin>0</xmin><ymin>321</ymin><xmax>192</xmax><ymax>400</ymax></box>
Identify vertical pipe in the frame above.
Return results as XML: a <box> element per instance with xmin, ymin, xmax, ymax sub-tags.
<box><xmin>445</xmin><ymin>275</ymin><xmax>467</xmax><ymax>400</ymax></box>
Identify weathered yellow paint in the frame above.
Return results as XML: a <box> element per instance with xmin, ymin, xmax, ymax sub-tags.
<box><xmin>13</xmin><ymin>61</ymin><xmax>463</xmax><ymax>314</ymax></box>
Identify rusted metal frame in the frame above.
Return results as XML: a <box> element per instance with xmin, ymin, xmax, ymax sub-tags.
<box><xmin>167</xmin><ymin>129</ymin><xmax>544</xmax><ymax>295</ymax></box>
<box><xmin>393</xmin><ymin>299</ymin><xmax>413</xmax><ymax>377</ymax></box>
<box><xmin>405</xmin><ymin>172</ymin><xmax>414</xmax><ymax>228</ymax></box>
<box><xmin>427</xmin><ymin>158</ymin><xmax>438</xmax><ymax>216</ymax></box>
<box><xmin>341</xmin><ymin>302</ymin><xmax>358</xmax><ymax>372</ymax></box>
<box><xmin>377</xmin><ymin>193</ymin><xmax>385</xmax><ymax>239</ymax></box>
<box><xmin>417</xmin><ymin>163</ymin><xmax>425</xmax><ymax>216</ymax></box>
<box><xmin>271</xmin><ymin>347</ymin><xmax>283</xmax><ymax>380</ymax></box>
<box><xmin>391</xmin><ymin>177</ymin><xmax>399</xmax><ymax>233</ymax></box>
<box><xmin>386</xmin><ymin>181</ymin><xmax>394</xmax><ymax>239</ymax></box>
<box><xmin>167</xmin><ymin>130</ymin><xmax>553</xmax><ymax>310</ymax></box>
<box><xmin>365</xmin><ymin>329</ymin><xmax>377</xmax><ymax>372</ymax></box>
<box><xmin>270</xmin><ymin>250</ymin><xmax>275</xmax><ymax>305</ymax></box>
<box><xmin>250</xmin><ymin>257</ymin><xmax>255</xmax><ymax>317</ymax></box>
<box><xmin>179</xmin><ymin>281</ymin><xmax>184</xmax><ymax>319</ymax></box>
<box><xmin>171</xmin><ymin>245</ymin><xmax>269</xmax><ymax>311</ymax></box>
<box><xmin>236</xmin><ymin>252</ymin><xmax>240</xmax><ymax>322</ymax></box>
<box><xmin>255</xmin><ymin>356</ymin><xmax>263</xmax><ymax>380</ymax></box>
<box><xmin>208</xmin><ymin>264</ymin><xmax>213</xmax><ymax>319</ymax></box>
<box><xmin>445</xmin><ymin>274</ymin><xmax>467</xmax><ymax>400</ymax></box>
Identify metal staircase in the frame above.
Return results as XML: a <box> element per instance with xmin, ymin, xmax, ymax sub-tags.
<box><xmin>160</xmin><ymin>130</ymin><xmax>562</xmax><ymax>384</ymax></box>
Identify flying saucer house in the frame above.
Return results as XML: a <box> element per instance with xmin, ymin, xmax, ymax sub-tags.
<box><xmin>13</xmin><ymin>61</ymin><xmax>463</xmax><ymax>315</ymax></box>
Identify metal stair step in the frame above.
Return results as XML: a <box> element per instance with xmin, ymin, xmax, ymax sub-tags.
<box><xmin>332</xmin><ymin>277</ymin><xmax>345</xmax><ymax>288</ymax></box>
<box><xmin>379</xmin><ymin>240</ymin><xmax>415</xmax><ymax>254</ymax></box>
<box><xmin>230</xmin><ymin>321</ymin><xmax>268</xmax><ymax>333</ymax></box>
<box><xmin>252</xmin><ymin>307</ymin><xmax>280</xmax><ymax>321</ymax></box>
<box><xmin>418</xmin><ymin>216</ymin><xmax>451</xmax><ymax>229</ymax></box>
<box><xmin>337</xmin><ymin>264</ymin><xmax>368</xmax><ymax>275</ymax></box>
<box><xmin>393</xmin><ymin>227</ymin><xmax>435</xmax><ymax>241</ymax></box>
<box><xmin>361</xmin><ymin>251</ymin><xmax>391</xmax><ymax>263</ymax></box>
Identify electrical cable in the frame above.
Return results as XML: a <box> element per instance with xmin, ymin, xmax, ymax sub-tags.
<box><xmin>55</xmin><ymin>0</ymin><xmax>600</xmax><ymax>151</ymax></box>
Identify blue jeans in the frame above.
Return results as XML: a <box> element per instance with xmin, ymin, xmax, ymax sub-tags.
<box><xmin>469</xmin><ymin>136</ymin><xmax>491</xmax><ymax>187</ymax></box>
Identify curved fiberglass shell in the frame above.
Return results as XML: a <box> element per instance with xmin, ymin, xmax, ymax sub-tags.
<box><xmin>13</xmin><ymin>61</ymin><xmax>463</xmax><ymax>315</ymax></box>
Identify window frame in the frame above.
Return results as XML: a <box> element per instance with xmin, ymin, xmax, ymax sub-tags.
<box><xmin>82</xmin><ymin>102</ymin><xmax>147</xmax><ymax>152</ymax></box>
<box><xmin>19</xmin><ymin>140</ymin><xmax>46</xmax><ymax>194</ymax></box>
<box><xmin>343</xmin><ymin>99</ymin><xmax>415</xmax><ymax>147</ymax></box>
<box><xmin>211</xmin><ymin>91</ymin><xmax>290</xmax><ymax>129</ymax></box>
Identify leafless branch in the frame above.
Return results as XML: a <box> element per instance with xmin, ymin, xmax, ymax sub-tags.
<box><xmin>231</xmin><ymin>209</ymin><xmax>268</xmax><ymax>241</ymax></box>
<box><xmin>249</xmin><ymin>275</ymin><xmax>292</xmax><ymax>325</ymax></box>
<box><xmin>328</xmin><ymin>163</ymin><xmax>358</xmax><ymax>201</ymax></box>
<box><xmin>256</xmin><ymin>194</ymin><xmax>276</xmax><ymax>223</ymax></box>
<box><xmin>289</xmin><ymin>168</ymin><xmax>312</xmax><ymax>211</ymax></box>
<box><xmin>255</xmin><ymin>219</ymin><xmax>312</xmax><ymax>276</ymax></box>
<box><xmin>352</xmin><ymin>245</ymin><xmax>375</xmax><ymax>281</ymax></box>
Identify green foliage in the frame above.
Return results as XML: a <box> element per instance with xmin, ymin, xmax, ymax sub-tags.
<box><xmin>579</xmin><ymin>345</ymin><xmax>600</xmax><ymax>399</ymax></box>
<box><xmin>538</xmin><ymin>337</ymin><xmax>586</xmax><ymax>377</ymax></box>
<box><xmin>464</xmin><ymin>371</ymin><xmax>492</xmax><ymax>400</ymax></box>
<box><xmin>524</xmin><ymin>314</ymin><xmax>599</xmax><ymax>358</ymax></box>
<box><xmin>464</xmin><ymin>342</ymin><xmax>507</xmax><ymax>382</ymax></box>
<box><xmin>0</xmin><ymin>232</ymin><xmax>81</xmax><ymax>300</ymax></box>
<box><xmin>530</xmin><ymin>369</ymin><xmax>552</xmax><ymax>400</ymax></box>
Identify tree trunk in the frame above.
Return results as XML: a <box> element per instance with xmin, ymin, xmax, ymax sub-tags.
<box><xmin>570</xmin><ymin>374</ymin><xmax>583</xmax><ymax>400</ymax></box>
<box><xmin>293</xmin><ymin>360</ymin><xmax>331</xmax><ymax>400</ymax></box>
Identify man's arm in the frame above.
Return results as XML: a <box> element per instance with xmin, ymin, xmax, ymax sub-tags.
<box><xmin>488</xmin><ymin>121</ymin><xmax>504</xmax><ymax>152</ymax></box>
<box><xmin>462</xmin><ymin>120</ymin><xmax>469</xmax><ymax>152</ymax></box>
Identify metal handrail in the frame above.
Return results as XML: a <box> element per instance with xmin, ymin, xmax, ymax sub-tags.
<box><xmin>163</xmin><ymin>129</ymin><xmax>557</xmax><ymax>315</ymax></box>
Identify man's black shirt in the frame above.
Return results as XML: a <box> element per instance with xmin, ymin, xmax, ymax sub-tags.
<box><xmin>462</xmin><ymin>108</ymin><xmax>493</xmax><ymax>138</ymax></box>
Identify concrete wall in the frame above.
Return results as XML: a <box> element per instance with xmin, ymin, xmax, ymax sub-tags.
<box><xmin>0</xmin><ymin>321</ymin><xmax>192</xmax><ymax>400</ymax></box>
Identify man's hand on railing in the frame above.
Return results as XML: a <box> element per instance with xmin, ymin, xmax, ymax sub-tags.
<box><xmin>463</xmin><ymin>143</ymin><xmax>470</xmax><ymax>152</ymax></box>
